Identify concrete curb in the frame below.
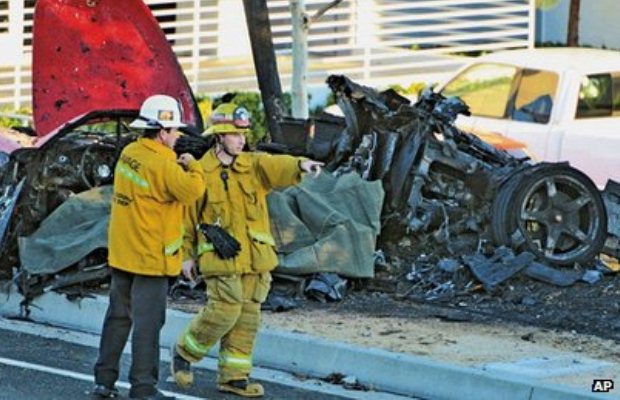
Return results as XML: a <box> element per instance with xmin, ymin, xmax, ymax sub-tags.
<box><xmin>0</xmin><ymin>287</ymin><xmax>611</xmax><ymax>400</ymax></box>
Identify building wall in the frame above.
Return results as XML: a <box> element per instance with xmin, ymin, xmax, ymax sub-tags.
<box><xmin>0</xmin><ymin>0</ymin><xmax>533</xmax><ymax>109</ymax></box>
<box><xmin>536</xmin><ymin>0</ymin><xmax>620</xmax><ymax>49</ymax></box>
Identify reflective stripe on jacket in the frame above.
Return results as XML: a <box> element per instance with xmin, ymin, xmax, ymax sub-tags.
<box><xmin>183</xmin><ymin>149</ymin><xmax>303</xmax><ymax>276</ymax></box>
<box><xmin>108</xmin><ymin>138</ymin><xmax>205</xmax><ymax>276</ymax></box>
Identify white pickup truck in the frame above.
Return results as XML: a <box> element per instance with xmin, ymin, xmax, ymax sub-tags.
<box><xmin>439</xmin><ymin>47</ymin><xmax>620</xmax><ymax>189</ymax></box>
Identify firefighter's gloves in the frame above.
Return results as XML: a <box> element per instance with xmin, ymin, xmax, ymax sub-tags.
<box><xmin>197</xmin><ymin>223</ymin><xmax>241</xmax><ymax>259</ymax></box>
<box><xmin>299</xmin><ymin>159</ymin><xmax>324</xmax><ymax>177</ymax></box>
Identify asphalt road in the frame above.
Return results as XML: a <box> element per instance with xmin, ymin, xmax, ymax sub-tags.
<box><xmin>0</xmin><ymin>322</ymin><xmax>370</xmax><ymax>400</ymax></box>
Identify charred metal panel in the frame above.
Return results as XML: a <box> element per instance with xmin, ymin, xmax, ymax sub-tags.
<box><xmin>0</xmin><ymin>179</ymin><xmax>24</xmax><ymax>252</ymax></box>
<box><xmin>603</xmin><ymin>180</ymin><xmax>620</xmax><ymax>238</ymax></box>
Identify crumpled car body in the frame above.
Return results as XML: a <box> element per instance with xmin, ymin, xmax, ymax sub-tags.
<box><xmin>316</xmin><ymin>76</ymin><xmax>611</xmax><ymax>267</ymax></box>
<box><xmin>0</xmin><ymin>0</ymin><xmax>202</xmax><ymax>295</ymax></box>
<box><xmin>0</xmin><ymin>111</ymin><xmax>142</xmax><ymax>288</ymax></box>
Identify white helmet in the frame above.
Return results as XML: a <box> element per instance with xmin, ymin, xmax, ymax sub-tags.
<box><xmin>129</xmin><ymin>94</ymin><xmax>187</xmax><ymax>129</ymax></box>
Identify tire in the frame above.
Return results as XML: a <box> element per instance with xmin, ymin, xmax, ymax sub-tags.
<box><xmin>490</xmin><ymin>171</ymin><xmax>526</xmax><ymax>246</ymax></box>
<box><xmin>503</xmin><ymin>163</ymin><xmax>607</xmax><ymax>266</ymax></box>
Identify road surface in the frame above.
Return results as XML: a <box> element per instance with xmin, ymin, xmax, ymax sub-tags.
<box><xmin>0</xmin><ymin>318</ymin><xmax>409</xmax><ymax>400</ymax></box>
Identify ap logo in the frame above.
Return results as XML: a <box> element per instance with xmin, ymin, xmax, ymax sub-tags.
<box><xmin>592</xmin><ymin>379</ymin><xmax>614</xmax><ymax>393</ymax></box>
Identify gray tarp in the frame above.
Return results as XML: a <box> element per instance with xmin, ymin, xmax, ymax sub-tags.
<box><xmin>18</xmin><ymin>172</ymin><xmax>383</xmax><ymax>278</ymax></box>
<box><xmin>268</xmin><ymin>172</ymin><xmax>384</xmax><ymax>278</ymax></box>
<box><xmin>18</xmin><ymin>186</ymin><xmax>112</xmax><ymax>275</ymax></box>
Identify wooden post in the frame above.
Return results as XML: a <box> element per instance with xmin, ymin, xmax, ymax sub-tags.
<box><xmin>567</xmin><ymin>0</ymin><xmax>580</xmax><ymax>46</ymax></box>
<box><xmin>242</xmin><ymin>0</ymin><xmax>284</xmax><ymax>143</ymax></box>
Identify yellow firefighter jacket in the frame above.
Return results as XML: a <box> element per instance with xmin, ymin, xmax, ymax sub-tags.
<box><xmin>183</xmin><ymin>149</ymin><xmax>303</xmax><ymax>276</ymax></box>
<box><xmin>108</xmin><ymin>138</ymin><xmax>205</xmax><ymax>276</ymax></box>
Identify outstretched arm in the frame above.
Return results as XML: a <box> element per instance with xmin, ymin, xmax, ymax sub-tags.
<box><xmin>255</xmin><ymin>153</ymin><xmax>324</xmax><ymax>189</ymax></box>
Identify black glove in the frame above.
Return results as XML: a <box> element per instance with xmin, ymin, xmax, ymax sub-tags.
<box><xmin>174</xmin><ymin>135</ymin><xmax>215</xmax><ymax>159</ymax></box>
<box><xmin>197</xmin><ymin>223</ymin><xmax>241</xmax><ymax>259</ymax></box>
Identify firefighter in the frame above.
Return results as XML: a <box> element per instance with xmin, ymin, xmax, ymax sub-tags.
<box><xmin>170</xmin><ymin>102</ymin><xmax>323</xmax><ymax>397</ymax></box>
<box><xmin>93</xmin><ymin>95</ymin><xmax>205</xmax><ymax>400</ymax></box>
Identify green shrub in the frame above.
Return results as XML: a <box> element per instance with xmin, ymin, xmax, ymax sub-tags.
<box><xmin>449</xmin><ymin>50</ymin><xmax>489</xmax><ymax>57</ymax></box>
<box><xmin>0</xmin><ymin>106</ymin><xmax>33</xmax><ymax>128</ymax></box>
<box><xmin>386</xmin><ymin>81</ymin><xmax>432</xmax><ymax>99</ymax></box>
<box><xmin>195</xmin><ymin>94</ymin><xmax>213</xmax><ymax>125</ymax></box>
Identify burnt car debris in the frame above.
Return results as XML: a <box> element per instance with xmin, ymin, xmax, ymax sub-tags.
<box><xmin>1</xmin><ymin>0</ymin><xmax>619</xmax><ymax>308</ymax></box>
<box><xmin>0</xmin><ymin>124</ymin><xmax>210</xmax><ymax>301</ymax></box>
<box><xmin>321</xmin><ymin>75</ymin><xmax>612</xmax><ymax>269</ymax></box>
<box><xmin>0</xmin><ymin>114</ymin><xmax>137</xmax><ymax>290</ymax></box>
<box><xmin>1</xmin><ymin>74</ymin><xmax>619</xmax><ymax>305</ymax></box>
<box><xmin>0</xmin><ymin>0</ymin><xmax>204</xmax><ymax>303</ymax></box>
<box><xmin>259</xmin><ymin>75</ymin><xmax>618</xmax><ymax>302</ymax></box>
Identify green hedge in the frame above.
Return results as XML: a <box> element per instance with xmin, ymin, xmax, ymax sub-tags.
<box><xmin>0</xmin><ymin>106</ymin><xmax>32</xmax><ymax>128</ymax></box>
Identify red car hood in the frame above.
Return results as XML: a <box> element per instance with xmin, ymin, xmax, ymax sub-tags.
<box><xmin>32</xmin><ymin>0</ymin><xmax>202</xmax><ymax>138</ymax></box>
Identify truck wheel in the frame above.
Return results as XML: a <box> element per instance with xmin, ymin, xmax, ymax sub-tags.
<box><xmin>505</xmin><ymin>164</ymin><xmax>607</xmax><ymax>266</ymax></box>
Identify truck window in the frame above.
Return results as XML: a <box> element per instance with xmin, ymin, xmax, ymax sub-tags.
<box><xmin>511</xmin><ymin>69</ymin><xmax>558</xmax><ymax>124</ymax></box>
<box><xmin>576</xmin><ymin>73</ymin><xmax>612</xmax><ymax>118</ymax></box>
<box><xmin>442</xmin><ymin>63</ymin><xmax>517</xmax><ymax>119</ymax></box>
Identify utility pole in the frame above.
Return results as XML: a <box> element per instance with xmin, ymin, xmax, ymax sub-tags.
<box><xmin>290</xmin><ymin>0</ymin><xmax>343</xmax><ymax>119</ymax></box>
<box><xmin>290</xmin><ymin>0</ymin><xmax>308</xmax><ymax>119</ymax></box>
<box><xmin>242</xmin><ymin>0</ymin><xmax>284</xmax><ymax>143</ymax></box>
<box><xmin>567</xmin><ymin>0</ymin><xmax>580</xmax><ymax>46</ymax></box>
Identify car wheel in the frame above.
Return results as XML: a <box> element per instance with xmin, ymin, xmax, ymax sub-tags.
<box><xmin>503</xmin><ymin>164</ymin><xmax>607</xmax><ymax>266</ymax></box>
<box><xmin>489</xmin><ymin>171</ymin><xmax>525</xmax><ymax>247</ymax></box>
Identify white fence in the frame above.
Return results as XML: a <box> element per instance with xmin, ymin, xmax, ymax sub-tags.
<box><xmin>0</xmin><ymin>0</ymin><xmax>533</xmax><ymax>111</ymax></box>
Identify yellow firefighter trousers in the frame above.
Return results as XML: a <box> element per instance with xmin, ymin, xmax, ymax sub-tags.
<box><xmin>176</xmin><ymin>273</ymin><xmax>271</xmax><ymax>383</ymax></box>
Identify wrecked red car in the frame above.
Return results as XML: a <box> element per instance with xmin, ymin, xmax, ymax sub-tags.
<box><xmin>0</xmin><ymin>0</ymin><xmax>202</xmax><ymax>294</ymax></box>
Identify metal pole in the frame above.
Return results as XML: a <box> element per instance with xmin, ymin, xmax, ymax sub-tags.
<box><xmin>191</xmin><ymin>0</ymin><xmax>201</xmax><ymax>93</ymax></box>
<box><xmin>290</xmin><ymin>0</ymin><xmax>309</xmax><ymax>119</ymax></box>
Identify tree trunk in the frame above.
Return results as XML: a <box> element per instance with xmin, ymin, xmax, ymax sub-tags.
<box><xmin>567</xmin><ymin>0</ymin><xmax>580</xmax><ymax>46</ymax></box>
<box><xmin>242</xmin><ymin>0</ymin><xmax>284</xmax><ymax>143</ymax></box>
